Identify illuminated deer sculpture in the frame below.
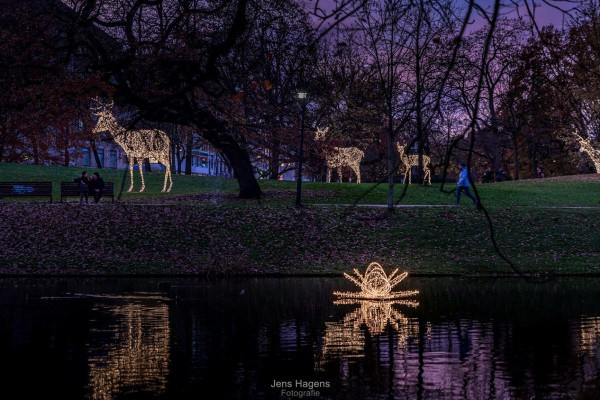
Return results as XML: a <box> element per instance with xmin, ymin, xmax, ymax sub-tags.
<box><xmin>91</xmin><ymin>99</ymin><xmax>173</xmax><ymax>192</ymax></box>
<box><xmin>574</xmin><ymin>131</ymin><xmax>600</xmax><ymax>173</ymax></box>
<box><xmin>397</xmin><ymin>143</ymin><xmax>431</xmax><ymax>185</ymax></box>
<box><xmin>315</xmin><ymin>127</ymin><xmax>363</xmax><ymax>183</ymax></box>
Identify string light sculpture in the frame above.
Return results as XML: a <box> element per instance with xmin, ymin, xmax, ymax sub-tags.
<box><xmin>397</xmin><ymin>143</ymin><xmax>431</xmax><ymax>184</ymax></box>
<box><xmin>91</xmin><ymin>99</ymin><xmax>173</xmax><ymax>192</ymax></box>
<box><xmin>333</xmin><ymin>262</ymin><xmax>419</xmax><ymax>300</ymax></box>
<box><xmin>316</xmin><ymin>292</ymin><xmax>419</xmax><ymax>369</ymax></box>
<box><xmin>315</xmin><ymin>127</ymin><xmax>364</xmax><ymax>183</ymax></box>
<box><xmin>574</xmin><ymin>131</ymin><xmax>600</xmax><ymax>173</ymax></box>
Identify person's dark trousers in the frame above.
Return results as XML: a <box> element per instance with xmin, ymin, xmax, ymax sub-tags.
<box><xmin>94</xmin><ymin>189</ymin><xmax>103</xmax><ymax>203</ymax></box>
<box><xmin>456</xmin><ymin>185</ymin><xmax>477</xmax><ymax>205</ymax></box>
<box><xmin>79</xmin><ymin>189</ymin><xmax>88</xmax><ymax>204</ymax></box>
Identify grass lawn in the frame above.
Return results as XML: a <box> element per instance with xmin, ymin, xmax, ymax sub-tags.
<box><xmin>1</xmin><ymin>162</ymin><xmax>599</xmax><ymax>276</ymax></box>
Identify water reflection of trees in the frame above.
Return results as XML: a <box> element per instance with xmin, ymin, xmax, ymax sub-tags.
<box><xmin>86</xmin><ymin>295</ymin><xmax>170</xmax><ymax>400</ymax></box>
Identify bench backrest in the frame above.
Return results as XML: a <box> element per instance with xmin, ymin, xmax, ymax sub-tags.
<box><xmin>104</xmin><ymin>182</ymin><xmax>114</xmax><ymax>195</ymax></box>
<box><xmin>61</xmin><ymin>181</ymin><xmax>114</xmax><ymax>196</ymax></box>
<box><xmin>0</xmin><ymin>182</ymin><xmax>52</xmax><ymax>196</ymax></box>
<box><xmin>61</xmin><ymin>182</ymin><xmax>81</xmax><ymax>196</ymax></box>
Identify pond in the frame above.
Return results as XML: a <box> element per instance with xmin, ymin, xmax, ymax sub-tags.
<box><xmin>1</xmin><ymin>276</ymin><xmax>599</xmax><ymax>399</ymax></box>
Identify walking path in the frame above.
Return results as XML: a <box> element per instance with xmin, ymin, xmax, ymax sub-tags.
<box><xmin>313</xmin><ymin>204</ymin><xmax>452</xmax><ymax>208</ymax></box>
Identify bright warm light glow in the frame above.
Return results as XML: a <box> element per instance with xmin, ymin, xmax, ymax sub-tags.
<box><xmin>580</xmin><ymin>317</ymin><xmax>600</xmax><ymax>356</ymax></box>
<box><xmin>333</xmin><ymin>262</ymin><xmax>419</xmax><ymax>300</ymax></box>
<box><xmin>316</xmin><ymin>264</ymin><xmax>418</xmax><ymax>370</ymax></box>
<box><xmin>333</xmin><ymin>298</ymin><xmax>418</xmax><ymax>334</ymax></box>
<box><xmin>315</xmin><ymin>127</ymin><xmax>364</xmax><ymax>183</ymax></box>
<box><xmin>574</xmin><ymin>131</ymin><xmax>600</xmax><ymax>173</ymax></box>
<box><xmin>317</xmin><ymin>299</ymin><xmax>417</xmax><ymax>367</ymax></box>
<box><xmin>87</xmin><ymin>295</ymin><xmax>170</xmax><ymax>399</ymax></box>
<box><xmin>397</xmin><ymin>143</ymin><xmax>431</xmax><ymax>184</ymax></box>
<box><xmin>91</xmin><ymin>99</ymin><xmax>173</xmax><ymax>193</ymax></box>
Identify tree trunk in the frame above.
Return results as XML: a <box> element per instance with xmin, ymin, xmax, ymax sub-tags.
<box><xmin>90</xmin><ymin>140</ymin><xmax>102</xmax><ymax>168</ymax></box>
<box><xmin>0</xmin><ymin>125</ymin><xmax>5</xmax><ymax>163</ymax></box>
<box><xmin>144</xmin><ymin>158</ymin><xmax>152</xmax><ymax>172</ymax></box>
<box><xmin>512</xmin><ymin>134</ymin><xmax>519</xmax><ymax>180</ymax></box>
<box><xmin>194</xmin><ymin>115</ymin><xmax>262</xmax><ymax>198</ymax></box>
<box><xmin>224</xmin><ymin>144</ymin><xmax>260</xmax><ymax>198</ymax></box>
<box><xmin>170</xmin><ymin>143</ymin><xmax>177</xmax><ymax>173</ymax></box>
<box><xmin>387</xmin><ymin>114</ymin><xmax>394</xmax><ymax>212</ymax></box>
<box><xmin>64</xmin><ymin>145</ymin><xmax>70</xmax><ymax>167</ymax></box>
<box><xmin>488</xmin><ymin>85</ymin><xmax>501</xmax><ymax>174</ymax></box>
<box><xmin>414</xmin><ymin>3</ymin><xmax>425</xmax><ymax>185</ymax></box>
<box><xmin>269</xmin><ymin>139</ymin><xmax>281</xmax><ymax>180</ymax></box>
<box><xmin>185</xmin><ymin>133</ymin><xmax>193</xmax><ymax>175</ymax></box>
<box><xmin>32</xmin><ymin>137</ymin><xmax>39</xmax><ymax>165</ymax></box>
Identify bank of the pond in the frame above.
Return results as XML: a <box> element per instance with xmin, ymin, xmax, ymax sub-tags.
<box><xmin>1</xmin><ymin>201</ymin><xmax>598</xmax><ymax>275</ymax></box>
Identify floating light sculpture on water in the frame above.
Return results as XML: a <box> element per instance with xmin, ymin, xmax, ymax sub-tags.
<box><xmin>333</xmin><ymin>262</ymin><xmax>419</xmax><ymax>300</ymax></box>
<box><xmin>315</xmin><ymin>127</ymin><xmax>364</xmax><ymax>184</ymax></box>
<box><xmin>91</xmin><ymin>99</ymin><xmax>173</xmax><ymax>193</ymax></box>
<box><xmin>316</xmin><ymin>266</ymin><xmax>419</xmax><ymax>369</ymax></box>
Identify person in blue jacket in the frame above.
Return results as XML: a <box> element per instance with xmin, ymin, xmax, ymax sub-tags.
<box><xmin>455</xmin><ymin>162</ymin><xmax>477</xmax><ymax>206</ymax></box>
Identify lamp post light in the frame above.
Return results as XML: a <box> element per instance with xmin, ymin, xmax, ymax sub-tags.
<box><xmin>295</xmin><ymin>89</ymin><xmax>307</xmax><ymax>208</ymax></box>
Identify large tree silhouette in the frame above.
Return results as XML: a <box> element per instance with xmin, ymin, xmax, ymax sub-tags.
<box><xmin>47</xmin><ymin>0</ymin><xmax>367</xmax><ymax>198</ymax></box>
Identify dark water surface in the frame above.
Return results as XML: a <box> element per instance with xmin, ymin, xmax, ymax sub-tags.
<box><xmin>1</xmin><ymin>277</ymin><xmax>600</xmax><ymax>399</ymax></box>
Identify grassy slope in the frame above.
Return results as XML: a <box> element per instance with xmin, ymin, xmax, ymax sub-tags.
<box><xmin>1</xmin><ymin>163</ymin><xmax>599</xmax><ymax>275</ymax></box>
<box><xmin>2</xmin><ymin>162</ymin><xmax>600</xmax><ymax>206</ymax></box>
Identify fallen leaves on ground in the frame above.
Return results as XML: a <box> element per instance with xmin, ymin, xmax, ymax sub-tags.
<box><xmin>0</xmin><ymin>197</ymin><xmax>598</xmax><ymax>275</ymax></box>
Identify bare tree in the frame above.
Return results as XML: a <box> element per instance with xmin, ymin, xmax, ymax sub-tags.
<box><xmin>55</xmin><ymin>0</ymin><xmax>369</xmax><ymax>198</ymax></box>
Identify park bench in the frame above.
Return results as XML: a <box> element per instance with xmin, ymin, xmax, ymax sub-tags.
<box><xmin>0</xmin><ymin>182</ymin><xmax>53</xmax><ymax>202</ymax></box>
<box><xmin>60</xmin><ymin>181</ymin><xmax>115</xmax><ymax>203</ymax></box>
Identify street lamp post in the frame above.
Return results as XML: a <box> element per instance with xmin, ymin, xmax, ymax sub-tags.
<box><xmin>296</xmin><ymin>89</ymin><xmax>307</xmax><ymax>208</ymax></box>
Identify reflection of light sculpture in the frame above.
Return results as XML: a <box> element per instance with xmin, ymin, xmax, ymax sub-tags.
<box><xmin>398</xmin><ymin>143</ymin><xmax>431</xmax><ymax>185</ymax></box>
<box><xmin>334</xmin><ymin>298</ymin><xmax>418</xmax><ymax>335</ymax></box>
<box><xmin>579</xmin><ymin>316</ymin><xmax>600</xmax><ymax>355</ymax></box>
<box><xmin>316</xmin><ymin>295</ymin><xmax>419</xmax><ymax>369</ymax></box>
<box><xmin>315</xmin><ymin>127</ymin><xmax>364</xmax><ymax>184</ymax></box>
<box><xmin>91</xmin><ymin>99</ymin><xmax>173</xmax><ymax>192</ymax></box>
<box><xmin>334</xmin><ymin>262</ymin><xmax>419</xmax><ymax>300</ymax></box>
<box><xmin>87</xmin><ymin>294</ymin><xmax>170</xmax><ymax>400</ymax></box>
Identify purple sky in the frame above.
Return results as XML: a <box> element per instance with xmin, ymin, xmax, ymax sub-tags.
<box><xmin>309</xmin><ymin>0</ymin><xmax>578</xmax><ymax>30</ymax></box>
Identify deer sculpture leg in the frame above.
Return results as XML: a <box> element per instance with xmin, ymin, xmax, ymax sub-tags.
<box><xmin>160</xmin><ymin>155</ymin><xmax>172</xmax><ymax>192</ymax></box>
<box><xmin>128</xmin><ymin>160</ymin><xmax>135</xmax><ymax>192</ymax></box>
<box><xmin>403</xmin><ymin>165</ymin><xmax>411</xmax><ymax>184</ymax></box>
<box><xmin>137</xmin><ymin>159</ymin><xmax>146</xmax><ymax>192</ymax></box>
<box><xmin>352</xmin><ymin>165</ymin><xmax>361</xmax><ymax>184</ymax></box>
<box><xmin>165</xmin><ymin>165</ymin><xmax>173</xmax><ymax>192</ymax></box>
<box><xmin>327</xmin><ymin>168</ymin><xmax>332</xmax><ymax>183</ymax></box>
<box><xmin>423</xmin><ymin>156</ymin><xmax>431</xmax><ymax>185</ymax></box>
<box><xmin>337</xmin><ymin>168</ymin><xmax>343</xmax><ymax>183</ymax></box>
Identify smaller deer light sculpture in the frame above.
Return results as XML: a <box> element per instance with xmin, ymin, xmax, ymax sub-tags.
<box><xmin>91</xmin><ymin>99</ymin><xmax>173</xmax><ymax>192</ymax></box>
<box><xmin>315</xmin><ymin>127</ymin><xmax>364</xmax><ymax>183</ymax></box>
<box><xmin>397</xmin><ymin>143</ymin><xmax>431</xmax><ymax>185</ymax></box>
